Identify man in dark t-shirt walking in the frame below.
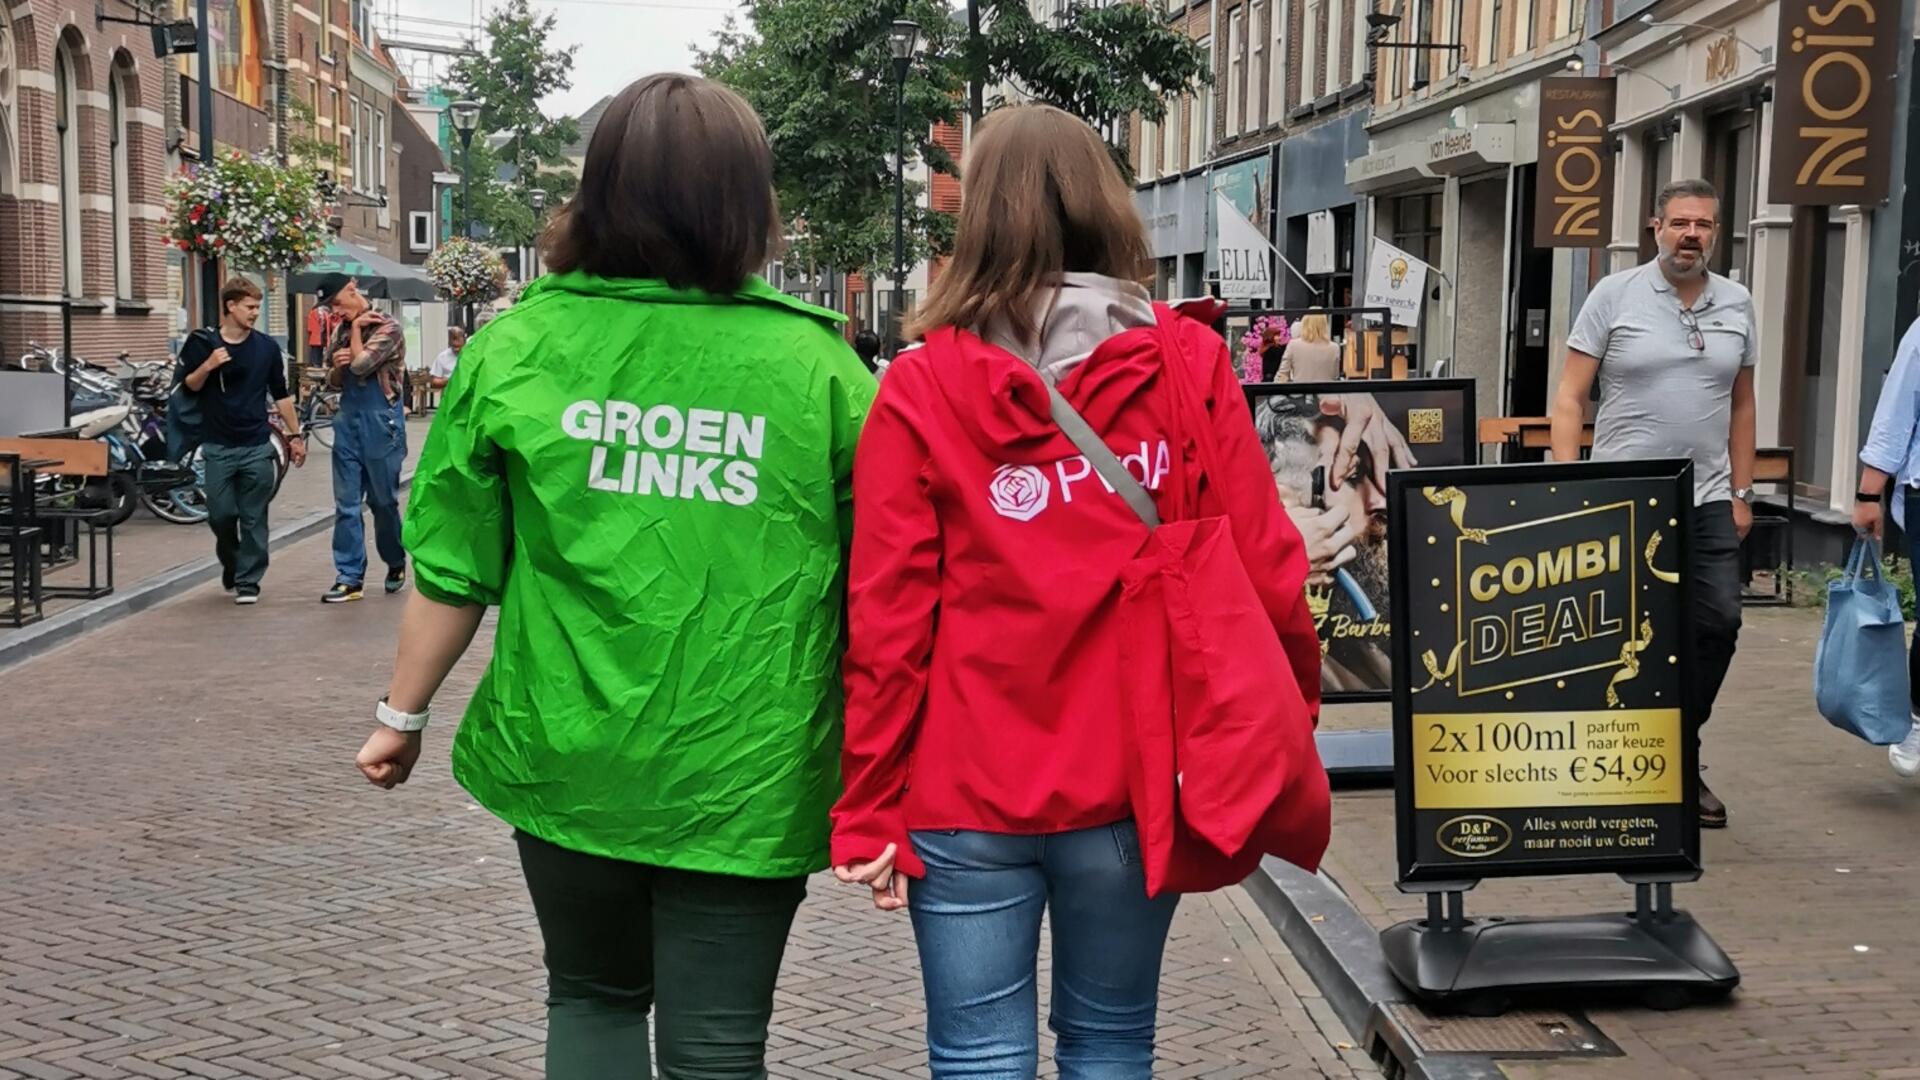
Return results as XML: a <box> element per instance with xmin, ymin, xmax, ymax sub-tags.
<box><xmin>181</xmin><ymin>277</ymin><xmax>308</xmax><ymax>604</ymax></box>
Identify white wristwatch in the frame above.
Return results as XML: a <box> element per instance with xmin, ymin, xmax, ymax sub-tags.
<box><xmin>376</xmin><ymin>696</ymin><xmax>430</xmax><ymax>733</ymax></box>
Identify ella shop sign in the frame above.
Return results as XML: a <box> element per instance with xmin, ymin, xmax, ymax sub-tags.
<box><xmin>1770</xmin><ymin>0</ymin><xmax>1898</xmax><ymax>205</ymax></box>
<box><xmin>1214</xmin><ymin>191</ymin><xmax>1274</xmax><ymax>302</ymax></box>
<box><xmin>1535</xmin><ymin>78</ymin><xmax>1617</xmax><ymax>248</ymax></box>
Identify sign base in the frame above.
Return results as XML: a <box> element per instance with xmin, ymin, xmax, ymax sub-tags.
<box><xmin>1380</xmin><ymin>878</ymin><xmax>1739</xmax><ymax>1013</ymax></box>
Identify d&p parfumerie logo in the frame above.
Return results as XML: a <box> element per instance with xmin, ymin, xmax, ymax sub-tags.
<box><xmin>987</xmin><ymin>464</ymin><xmax>1050</xmax><ymax>521</ymax></box>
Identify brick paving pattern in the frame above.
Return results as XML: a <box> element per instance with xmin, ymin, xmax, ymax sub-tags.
<box><xmin>0</xmin><ymin>529</ymin><xmax>1373</xmax><ymax>1079</ymax></box>
<box><xmin>1320</xmin><ymin>607</ymin><xmax>1920</xmax><ymax>1078</ymax></box>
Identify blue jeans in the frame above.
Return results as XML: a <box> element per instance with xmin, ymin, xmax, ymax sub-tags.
<box><xmin>331</xmin><ymin>401</ymin><xmax>406</xmax><ymax>586</ymax></box>
<box><xmin>908</xmin><ymin>822</ymin><xmax>1180</xmax><ymax>1080</ymax></box>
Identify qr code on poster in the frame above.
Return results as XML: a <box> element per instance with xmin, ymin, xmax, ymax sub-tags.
<box><xmin>1406</xmin><ymin>408</ymin><xmax>1445</xmax><ymax>445</ymax></box>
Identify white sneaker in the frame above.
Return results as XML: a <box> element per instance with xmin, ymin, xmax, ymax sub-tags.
<box><xmin>1889</xmin><ymin>720</ymin><xmax>1920</xmax><ymax>777</ymax></box>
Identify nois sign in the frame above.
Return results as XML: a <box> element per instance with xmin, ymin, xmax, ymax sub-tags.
<box><xmin>1535</xmin><ymin>79</ymin><xmax>1616</xmax><ymax>248</ymax></box>
<box><xmin>1771</xmin><ymin>0</ymin><xmax>1898</xmax><ymax>205</ymax></box>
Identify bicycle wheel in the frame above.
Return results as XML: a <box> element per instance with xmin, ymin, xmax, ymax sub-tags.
<box><xmin>269</xmin><ymin>433</ymin><xmax>290</xmax><ymax>500</ymax></box>
<box><xmin>143</xmin><ymin>447</ymin><xmax>208</xmax><ymax>524</ymax></box>
<box><xmin>306</xmin><ymin>393</ymin><xmax>338</xmax><ymax>449</ymax></box>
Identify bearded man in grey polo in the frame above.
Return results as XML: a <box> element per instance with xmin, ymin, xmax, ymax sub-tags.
<box><xmin>1549</xmin><ymin>177</ymin><xmax>1758</xmax><ymax>830</ymax></box>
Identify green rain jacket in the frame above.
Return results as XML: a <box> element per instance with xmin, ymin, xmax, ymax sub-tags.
<box><xmin>404</xmin><ymin>271</ymin><xmax>875</xmax><ymax>878</ymax></box>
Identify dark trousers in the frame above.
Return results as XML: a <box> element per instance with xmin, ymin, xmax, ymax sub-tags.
<box><xmin>1690</xmin><ymin>501</ymin><xmax>1744</xmax><ymax>734</ymax></box>
<box><xmin>203</xmin><ymin>443</ymin><xmax>278</xmax><ymax>590</ymax></box>
<box><xmin>514</xmin><ymin>832</ymin><xmax>807</xmax><ymax>1080</ymax></box>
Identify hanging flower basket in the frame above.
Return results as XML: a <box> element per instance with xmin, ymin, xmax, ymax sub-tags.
<box><xmin>162</xmin><ymin>152</ymin><xmax>329</xmax><ymax>270</ymax></box>
<box><xmin>427</xmin><ymin>237</ymin><xmax>508</xmax><ymax>305</ymax></box>
<box><xmin>1238</xmin><ymin>314</ymin><xmax>1292</xmax><ymax>383</ymax></box>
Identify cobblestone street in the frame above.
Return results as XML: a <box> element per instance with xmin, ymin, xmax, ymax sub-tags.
<box><xmin>0</xmin><ymin>529</ymin><xmax>1374</xmax><ymax>1080</ymax></box>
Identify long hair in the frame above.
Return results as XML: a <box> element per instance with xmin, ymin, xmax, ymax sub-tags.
<box><xmin>1297</xmin><ymin>312</ymin><xmax>1331</xmax><ymax>344</ymax></box>
<box><xmin>908</xmin><ymin>105</ymin><xmax>1150</xmax><ymax>347</ymax></box>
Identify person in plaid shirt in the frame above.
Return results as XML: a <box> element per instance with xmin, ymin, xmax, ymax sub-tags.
<box><xmin>315</xmin><ymin>274</ymin><xmax>409</xmax><ymax>604</ymax></box>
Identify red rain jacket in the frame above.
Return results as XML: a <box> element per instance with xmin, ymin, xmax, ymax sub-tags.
<box><xmin>832</xmin><ymin>307</ymin><xmax>1322</xmax><ymax>880</ymax></box>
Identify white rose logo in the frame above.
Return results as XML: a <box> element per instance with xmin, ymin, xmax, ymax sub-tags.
<box><xmin>987</xmin><ymin>464</ymin><xmax>1050</xmax><ymax>522</ymax></box>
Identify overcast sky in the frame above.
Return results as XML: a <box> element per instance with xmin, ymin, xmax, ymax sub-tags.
<box><xmin>383</xmin><ymin>0</ymin><xmax>736</xmax><ymax>120</ymax></box>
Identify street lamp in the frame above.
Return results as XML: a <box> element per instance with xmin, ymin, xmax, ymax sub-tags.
<box><xmin>887</xmin><ymin>18</ymin><xmax>922</xmax><ymax>357</ymax></box>
<box><xmin>449</xmin><ymin>100</ymin><xmax>481</xmax><ymax>330</ymax></box>
<box><xmin>449</xmin><ymin>100</ymin><xmax>481</xmax><ymax>240</ymax></box>
<box><xmin>529</xmin><ymin>188</ymin><xmax>547</xmax><ymax>281</ymax></box>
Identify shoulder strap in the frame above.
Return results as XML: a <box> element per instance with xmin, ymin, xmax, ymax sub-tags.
<box><xmin>1044</xmin><ymin>380</ymin><xmax>1160</xmax><ymax>529</ymax></box>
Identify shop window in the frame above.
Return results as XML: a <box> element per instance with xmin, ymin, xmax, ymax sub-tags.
<box><xmin>1162</xmin><ymin>95</ymin><xmax>1181</xmax><ymax>175</ymax></box>
<box><xmin>1300</xmin><ymin>0</ymin><xmax>1319</xmax><ymax>106</ymax></box>
<box><xmin>1226</xmin><ymin>9</ymin><xmax>1244</xmax><ymax>135</ymax></box>
<box><xmin>1191</xmin><ymin>39</ymin><xmax>1212</xmax><ymax>165</ymax></box>
<box><xmin>1793</xmin><ymin>223</ymin><xmax>1847</xmax><ymax>495</ymax></box>
<box><xmin>211</xmin><ymin>0</ymin><xmax>266</xmax><ymax>107</ymax></box>
<box><xmin>110</xmin><ymin>62</ymin><xmax>134</xmax><ymax>300</ymax></box>
<box><xmin>1705</xmin><ymin>105</ymin><xmax>1758</xmax><ymax>284</ymax></box>
<box><xmin>54</xmin><ymin>42</ymin><xmax>80</xmax><ymax>298</ymax></box>
<box><xmin>1639</xmin><ymin>127</ymin><xmax>1673</xmax><ymax>264</ymax></box>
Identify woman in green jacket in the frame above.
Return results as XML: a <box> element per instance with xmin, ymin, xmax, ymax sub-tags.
<box><xmin>353</xmin><ymin>74</ymin><xmax>874</xmax><ymax>1079</ymax></box>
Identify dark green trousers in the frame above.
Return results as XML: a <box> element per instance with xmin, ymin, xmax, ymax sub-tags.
<box><xmin>514</xmin><ymin>831</ymin><xmax>807</xmax><ymax>1080</ymax></box>
<box><xmin>202</xmin><ymin>442</ymin><xmax>278</xmax><ymax>590</ymax></box>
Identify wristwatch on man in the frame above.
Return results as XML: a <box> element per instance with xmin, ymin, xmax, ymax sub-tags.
<box><xmin>376</xmin><ymin>696</ymin><xmax>430</xmax><ymax>733</ymax></box>
<box><xmin>1857</xmin><ymin>490</ymin><xmax>1883</xmax><ymax>504</ymax></box>
<box><xmin>1732</xmin><ymin>486</ymin><xmax>1754</xmax><ymax>504</ymax></box>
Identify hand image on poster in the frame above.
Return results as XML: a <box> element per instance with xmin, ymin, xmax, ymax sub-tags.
<box><xmin>1247</xmin><ymin>380</ymin><xmax>1477</xmax><ymax>699</ymax></box>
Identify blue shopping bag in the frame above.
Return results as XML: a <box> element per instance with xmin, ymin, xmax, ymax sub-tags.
<box><xmin>1814</xmin><ymin>537</ymin><xmax>1912</xmax><ymax>745</ymax></box>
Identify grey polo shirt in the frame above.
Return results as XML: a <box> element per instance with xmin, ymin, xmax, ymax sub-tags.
<box><xmin>1567</xmin><ymin>261</ymin><xmax>1758</xmax><ymax>504</ymax></box>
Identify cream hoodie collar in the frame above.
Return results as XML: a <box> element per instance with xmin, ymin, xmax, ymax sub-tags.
<box><xmin>979</xmin><ymin>272</ymin><xmax>1156</xmax><ymax>383</ymax></box>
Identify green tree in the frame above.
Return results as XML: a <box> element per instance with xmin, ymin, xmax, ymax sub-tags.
<box><xmin>451</xmin><ymin>0</ymin><xmax>580</xmax><ymax>246</ymax></box>
<box><xmin>972</xmin><ymin>0</ymin><xmax>1209</xmax><ymax>166</ymax></box>
<box><xmin>697</xmin><ymin>0</ymin><xmax>964</xmax><ymax>280</ymax></box>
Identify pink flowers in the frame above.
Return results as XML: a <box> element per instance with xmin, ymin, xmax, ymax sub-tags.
<box><xmin>1238</xmin><ymin>315</ymin><xmax>1291</xmax><ymax>383</ymax></box>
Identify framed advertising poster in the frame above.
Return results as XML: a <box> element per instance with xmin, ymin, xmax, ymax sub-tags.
<box><xmin>1387</xmin><ymin>460</ymin><xmax>1700</xmax><ymax>884</ymax></box>
<box><xmin>1245</xmin><ymin>379</ymin><xmax>1476</xmax><ymax>703</ymax></box>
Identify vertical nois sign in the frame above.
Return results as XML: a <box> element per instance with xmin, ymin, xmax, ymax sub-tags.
<box><xmin>1771</xmin><ymin>0</ymin><xmax>1898</xmax><ymax>205</ymax></box>
<box><xmin>1535</xmin><ymin>78</ymin><xmax>1617</xmax><ymax>248</ymax></box>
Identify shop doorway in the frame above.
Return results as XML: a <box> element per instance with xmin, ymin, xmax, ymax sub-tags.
<box><xmin>1506</xmin><ymin>163</ymin><xmax>1555</xmax><ymax>421</ymax></box>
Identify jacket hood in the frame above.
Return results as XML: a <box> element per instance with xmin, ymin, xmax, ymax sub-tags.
<box><xmin>903</xmin><ymin>275</ymin><xmax>1186</xmax><ymax>466</ymax></box>
<box><xmin>518</xmin><ymin>270</ymin><xmax>847</xmax><ymax>328</ymax></box>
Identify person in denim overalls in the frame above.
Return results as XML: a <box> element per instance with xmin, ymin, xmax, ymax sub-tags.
<box><xmin>314</xmin><ymin>275</ymin><xmax>408</xmax><ymax>604</ymax></box>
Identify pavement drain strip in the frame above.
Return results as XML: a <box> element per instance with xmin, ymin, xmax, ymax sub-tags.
<box><xmin>1382</xmin><ymin>1004</ymin><xmax>1621</xmax><ymax>1058</ymax></box>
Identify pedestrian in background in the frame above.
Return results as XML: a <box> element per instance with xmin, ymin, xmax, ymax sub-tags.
<box><xmin>316</xmin><ymin>274</ymin><xmax>408</xmax><ymax>604</ymax></box>
<box><xmin>1550</xmin><ymin>178</ymin><xmax>1757</xmax><ymax>828</ymax></box>
<box><xmin>1276</xmin><ymin>310</ymin><xmax>1340</xmax><ymax>382</ymax></box>
<box><xmin>430</xmin><ymin>326</ymin><xmax>466</xmax><ymax>392</ymax></box>
<box><xmin>852</xmin><ymin>329</ymin><xmax>881</xmax><ymax>374</ymax></box>
<box><xmin>352</xmin><ymin>73</ymin><xmax>873</xmax><ymax>1080</ymax></box>
<box><xmin>178</xmin><ymin>277</ymin><xmax>307</xmax><ymax>605</ymax></box>
<box><xmin>831</xmin><ymin>104</ymin><xmax>1323</xmax><ymax>1080</ymax></box>
<box><xmin>1853</xmin><ymin>313</ymin><xmax>1920</xmax><ymax>774</ymax></box>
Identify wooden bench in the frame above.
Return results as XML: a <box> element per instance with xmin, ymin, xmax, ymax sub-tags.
<box><xmin>0</xmin><ymin>436</ymin><xmax>116</xmax><ymax>603</ymax></box>
<box><xmin>1476</xmin><ymin>418</ymin><xmax>1593</xmax><ymax>462</ymax></box>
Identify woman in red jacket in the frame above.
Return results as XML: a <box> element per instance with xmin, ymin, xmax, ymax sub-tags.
<box><xmin>832</xmin><ymin>105</ymin><xmax>1321</xmax><ymax>1079</ymax></box>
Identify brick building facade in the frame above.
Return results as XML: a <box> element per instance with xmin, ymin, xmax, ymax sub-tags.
<box><xmin>0</xmin><ymin>1</ymin><xmax>174</xmax><ymax>365</ymax></box>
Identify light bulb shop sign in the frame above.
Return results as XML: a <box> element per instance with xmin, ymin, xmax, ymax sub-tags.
<box><xmin>1771</xmin><ymin>0</ymin><xmax>1897</xmax><ymax>205</ymax></box>
<box><xmin>1386</xmin><ymin>460</ymin><xmax>1702</xmax><ymax>883</ymax></box>
<box><xmin>1364</xmin><ymin>237</ymin><xmax>1427</xmax><ymax>328</ymax></box>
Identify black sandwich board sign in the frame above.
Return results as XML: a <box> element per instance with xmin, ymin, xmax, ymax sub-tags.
<box><xmin>1381</xmin><ymin>459</ymin><xmax>1739</xmax><ymax>1010</ymax></box>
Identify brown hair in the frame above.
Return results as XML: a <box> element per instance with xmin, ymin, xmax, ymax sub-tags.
<box><xmin>541</xmin><ymin>74</ymin><xmax>780</xmax><ymax>295</ymax></box>
<box><xmin>220</xmin><ymin>276</ymin><xmax>262</xmax><ymax>316</ymax></box>
<box><xmin>909</xmin><ymin>105</ymin><xmax>1150</xmax><ymax>347</ymax></box>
